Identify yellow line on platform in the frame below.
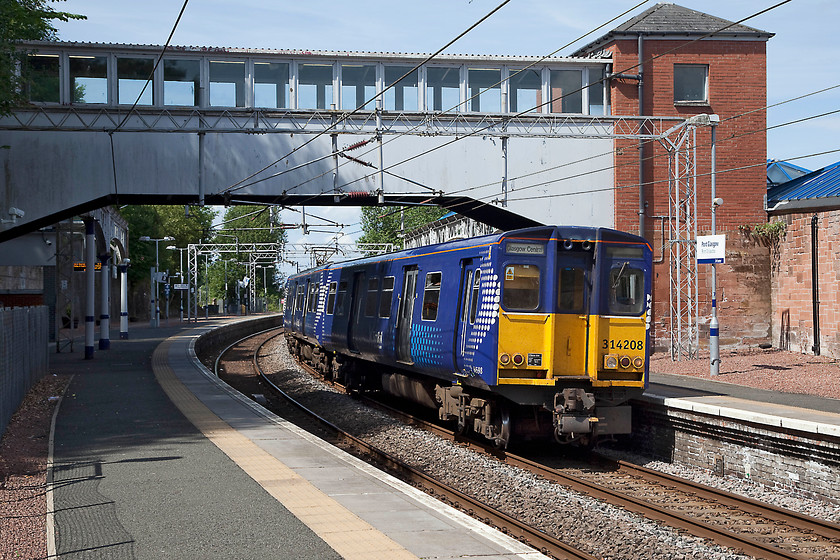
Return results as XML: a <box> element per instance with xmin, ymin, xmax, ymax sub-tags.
<box><xmin>152</xmin><ymin>337</ymin><xmax>418</xmax><ymax>560</ymax></box>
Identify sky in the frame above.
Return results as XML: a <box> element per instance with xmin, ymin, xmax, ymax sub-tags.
<box><xmin>51</xmin><ymin>0</ymin><xmax>840</xmax><ymax>274</ymax></box>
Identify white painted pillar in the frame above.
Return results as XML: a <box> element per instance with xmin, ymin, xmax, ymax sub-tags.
<box><xmin>119</xmin><ymin>261</ymin><xmax>129</xmax><ymax>339</ymax></box>
<box><xmin>98</xmin><ymin>254</ymin><xmax>110</xmax><ymax>349</ymax></box>
<box><xmin>84</xmin><ymin>218</ymin><xmax>96</xmax><ymax>359</ymax></box>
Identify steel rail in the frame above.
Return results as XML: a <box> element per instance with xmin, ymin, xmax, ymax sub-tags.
<box><xmin>244</xmin><ymin>332</ymin><xmax>597</xmax><ymax>560</ymax></box>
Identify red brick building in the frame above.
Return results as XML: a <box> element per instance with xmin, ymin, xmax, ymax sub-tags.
<box><xmin>574</xmin><ymin>4</ymin><xmax>774</xmax><ymax>351</ymax></box>
<box><xmin>767</xmin><ymin>163</ymin><xmax>840</xmax><ymax>358</ymax></box>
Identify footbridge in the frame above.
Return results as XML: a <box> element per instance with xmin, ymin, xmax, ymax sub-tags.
<box><xmin>1</xmin><ymin>40</ymin><xmax>686</xmax><ymax>242</ymax></box>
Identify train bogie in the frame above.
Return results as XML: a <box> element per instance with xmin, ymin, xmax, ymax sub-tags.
<box><xmin>284</xmin><ymin>225</ymin><xmax>652</xmax><ymax>448</ymax></box>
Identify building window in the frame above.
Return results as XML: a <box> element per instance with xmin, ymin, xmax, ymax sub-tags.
<box><xmin>674</xmin><ymin>64</ymin><xmax>708</xmax><ymax>104</ymax></box>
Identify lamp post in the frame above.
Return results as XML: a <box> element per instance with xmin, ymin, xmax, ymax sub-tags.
<box><xmin>167</xmin><ymin>245</ymin><xmax>186</xmax><ymax>322</ymax></box>
<box><xmin>139</xmin><ymin>236</ymin><xmax>174</xmax><ymax>327</ymax></box>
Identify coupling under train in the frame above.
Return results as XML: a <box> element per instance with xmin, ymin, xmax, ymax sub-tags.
<box><xmin>283</xmin><ymin>225</ymin><xmax>652</xmax><ymax>448</ymax></box>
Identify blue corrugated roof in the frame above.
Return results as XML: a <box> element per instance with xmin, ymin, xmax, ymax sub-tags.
<box><xmin>767</xmin><ymin>161</ymin><xmax>840</xmax><ymax>205</ymax></box>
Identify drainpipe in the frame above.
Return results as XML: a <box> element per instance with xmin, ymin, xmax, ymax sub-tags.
<box><xmin>811</xmin><ymin>214</ymin><xmax>821</xmax><ymax>355</ymax></box>
<box><xmin>638</xmin><ymin>33</ymin><xmax>645</xmax><ymax>239</ymax></box>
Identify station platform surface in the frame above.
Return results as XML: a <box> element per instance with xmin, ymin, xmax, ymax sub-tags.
<box><xmin>646</xmin><ymin>371</ymin><xmax>840</xmax><ymax>437</ymax></box>
<box><xmin>46</xmin><ymin>318</ymin><xmax>547</xmax><ymax>560</ymax></box>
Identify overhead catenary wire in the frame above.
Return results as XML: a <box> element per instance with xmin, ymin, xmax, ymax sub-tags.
<box><xmin>319</xmin><ymin>0</ymin><xmax>793</xmax><ymax>200</ymax></box>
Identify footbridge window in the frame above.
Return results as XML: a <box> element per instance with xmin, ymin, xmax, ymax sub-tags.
<box><xmin>210</xmin><ymin>60</ymin><xmax>246</xmax><ymax>107</ymax></box>
<box><xmin>384</xmin><ymin>66</ymin><xmax>418</xmax><ymax>111</ymax></box>
<box><xmin>299</xmin><ymin>63</ymin><xmax>334</xmax><ymax>110</ymax></box>
<box><xmin>164</xmin><ymin>59</ymin><xmax>200</xmax><ymax>106</ymax></box>
<box><xmin>341</xmin><ymin>64</ymin><xmax>376</xmax><ymax>110</ymax></box>
<box><xmin>468</xmin><ymin>67</ymin><xmax>501</xmax><ymax>113</ymax></box>
<box><xmin>24</xmin><ymin>54</ymin><xmax>60</xmax><ymax>103</ymax></box>
<box><xmin>254</xmin><ymin>62</ymin><xmax>290</xmax><ymax>109</ymax></box>
<box><xmin>117</xmin><ymin>57</ymin><xmax>154</xmax><ymax>105</ymax></box>
<box><xmin>426</xmin><ymin>67</ymin><xmax>461</xmax><ymax>112</ymax></box>
<box><xmin>69</xmin><ymin>55</ymin><xmax>107</xmax><ymax>104</ymax></box>
<box><xmin>17</xmin><ymin>44</ymin><xmax>612</xmax><ymax>117</ymax></box>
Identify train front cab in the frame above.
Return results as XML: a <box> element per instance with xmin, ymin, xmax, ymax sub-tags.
<box><xmin>492</xmin><ymin>227</ymin><xmax>651</xmax><ymax>444</ymax></box>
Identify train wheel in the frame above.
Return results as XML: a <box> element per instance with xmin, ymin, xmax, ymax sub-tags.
<box><xmin>493</xmin><ymin>406</ymin><xmax>512</xmax><ymax>450</ymax></box>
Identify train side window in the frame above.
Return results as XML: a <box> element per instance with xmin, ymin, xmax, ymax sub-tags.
<box><xmin>295</xmin><ymin>285</ymin><xmax>305</xmax><ymax>312</ymax></box>
<box><xmin>462</xmin><ymin>270</ymin><xmax>473</xmax><ymax>320</ymax></box>
<box><xmin>421</xmin><ymin>272</ymin><xmax>442</xmax><ymax>321</ymax></box>
<box><xmin>379</xmin><ymin>276</ymin><xmax>395</xmax><ymax>318</ymax></box>
<box><xmin>469</xmin><ymin>270</ymin><xmax>481</xmax><ymax>323</ymax></box>
<box><xmin>335</xmin><ymin>281</ymin><xmax>348</xmax><ymax>316</ymax></box>
<box><xmin>558</xmin><ymin>267</ymin><xmax>585</xmax><ymax>312</ymax></box>
<box><xmin>364</xmin><ymin>277</ymin><xmax>379</xmax><ymax>317</ymax></box>
<box><xmin>326</xmin><ymin>282</ymin><xmax>338</xmax><ymax>315</ymax></box>
<box><xmin>503</xmin><ymin>264</ymin><xmax>539</xmax><ymax>310</ymax></box>
<box><xmin>306</xmin><ymin>282</ymin><xmax>318</xmax><ymax>313</ymax></box>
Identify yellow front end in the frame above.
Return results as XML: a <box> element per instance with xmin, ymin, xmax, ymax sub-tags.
<box><xmin>496</xmin><ymin>310</ymin><xmax>646</xmax><ymax>388</ymax></box>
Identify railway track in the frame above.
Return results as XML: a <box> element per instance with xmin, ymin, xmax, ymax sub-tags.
<box><xmin>216</xmin><ymin>328</ymin><xmax>840</xmax><ymax>560</ymax></box>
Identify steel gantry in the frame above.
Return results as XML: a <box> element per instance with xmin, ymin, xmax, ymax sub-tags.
<box><xmin>186</xmin><ymin>241</ymin><xmax>394</xmax><ymax>318</ymax></box>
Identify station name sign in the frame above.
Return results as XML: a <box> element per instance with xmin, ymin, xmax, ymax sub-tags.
<box><xmin>506</xmin><ymin>242</ymin><xmax>545</xmax><ymax>256</ymax></box>
<box><xmin>697</xmin><ymin>234</ymin><xmax>726</xmax><ymax>264</ymax></box>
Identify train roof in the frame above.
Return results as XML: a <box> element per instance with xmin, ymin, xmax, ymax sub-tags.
<box><xmin>286</xmin><ymin>225</ymin><xmax>649</xmax><ymax>281</ymax></box>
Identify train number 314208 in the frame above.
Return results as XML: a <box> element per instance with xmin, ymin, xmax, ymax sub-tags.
<box><xmin>602</xmin><ymin>339</ymin><xmax>644</xmax><ymax>351</ymax></box>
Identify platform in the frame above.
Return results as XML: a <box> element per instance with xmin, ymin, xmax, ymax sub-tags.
<box><xmin>646</xmin><ymin>371</ymin><xmax>840</xmax><ymax>437</ymax></box>
<box><xmin>47</xmin><ymin>317</ymin><xmax>547</xmax><ymax>560</ymax></box>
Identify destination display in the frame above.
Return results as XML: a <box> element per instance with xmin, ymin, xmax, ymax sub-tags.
<box><xmin>506</xmin><ymin>242</ymin><xmax>545</xmax><ymax>256</ymax></box>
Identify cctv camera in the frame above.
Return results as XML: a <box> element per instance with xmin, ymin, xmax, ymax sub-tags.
<box><xmin>8</xmin><ymin>207</ymin><xmax>24</xmax><ymax>218</ymax></box>
<box><xmin>45</xmin><ymin>239</ymin><xmax>52</xmax><ymax>246</ymax></box>
<box><xmin>712</xmin><ymin>197</ymin><xmax>724</xmax><ymax>207</ymax></box>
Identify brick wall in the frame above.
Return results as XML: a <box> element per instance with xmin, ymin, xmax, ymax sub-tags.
<box><xmin>771</xmin><ymin>211</ymin><xmax>840</xmax><ymax>358</ymax></box>
<box><xmin>605</xmin><ymin>38</ymin><xmax>771</xmax><ymax>349</ymax></box>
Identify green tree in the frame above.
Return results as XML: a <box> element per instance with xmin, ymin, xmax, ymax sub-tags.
<box><xmin>120</xmin><ymin>204</ymin><xmax>216</xmax><ymax>318</ymax></box>
<box><xmin>1</xmin><ymin>0</ymin><xmax>85</xmax><ymax>116</ymax></box>
<box><xmin>358</xmin><ymin>205</ymin><xmax>449</xmax><ymax>248</ymax></box>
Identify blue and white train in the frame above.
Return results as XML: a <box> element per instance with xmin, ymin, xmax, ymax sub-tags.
<box><xmin>284</xmin><ymin>225</ymin><xmax>652</xmax><ymax>448</ymax></box>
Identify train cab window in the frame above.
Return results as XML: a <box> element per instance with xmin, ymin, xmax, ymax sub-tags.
<box><xmin>421</xmin><ymin>272</ymin><xmax>442</xmax><ymax>321</ymax></box>
<box><xmin>335</xmin><ymin>281</ymin><xmax>348</xmax><ymax>316</ymax></box>
<box><xmin>608</xmin><ymin>265</ymin><xmax>644</xmax><ymax>315</ymax></box>
<box><xmin>606</xmin><ymin>247</ymin><xmax>645</xmax><ymax>316</ymax></box>
<box><xmin>503</xmin><ymin>264</ymin><xmax>539</xmax><ymax>310</ymax></box>
<box><xmin>379</xmin><ymin>276</ymin><xmax>395</xmax><ymax>318</ymax></box>
<box><xmin>326</xmin><ymin>282</ymin><xmax>338</xmax><ymax>315</ymax></box>
<box><xmin>469</xmin><ymin>270</ymin><xmax>481</xmax><ymax>323</ymax></box>
<box><xmin>558</xmin><ymin>267</ymin><xmax>585</xmax><ymax>312</ymax></box>
<box><xmin>364</xmin><ymin>277</ymin><xmax>379</xmax><ymax>317</ymax></box>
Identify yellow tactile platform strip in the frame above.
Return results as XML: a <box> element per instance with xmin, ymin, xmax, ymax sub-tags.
<box><xmin>152</xmin><ymin>337</ymin><xmax>418</xmax><ymax>560</ymax></box>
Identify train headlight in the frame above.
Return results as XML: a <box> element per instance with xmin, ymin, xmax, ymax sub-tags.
<box><xmin>619</xmin><ymin>356</ymin><xmax>631</xmax><ymax>369</ymax></box>
<box><xmin>512</xmin><ymin>353</ymin><xmax>524</xmax><ymax>366</ymax></box>
<box><xmin>499</xmin><ymin>353</ymin><xmax>511</xmax><ymax>365</ymax></box>
<box><xmin>633</xmin><ymin>356</ymin><xmax>644</xmax><ymax>369</ymax></box>
<box><xmin>604</xmin><ymin>355</ymin><xmax>618</xmax><ymax>369</ymax></box>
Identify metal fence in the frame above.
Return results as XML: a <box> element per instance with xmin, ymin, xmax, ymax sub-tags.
<box><xmin>1</xmin><ymin>306</ymin><xmax>49</xmax><ymax>437</ymax></box>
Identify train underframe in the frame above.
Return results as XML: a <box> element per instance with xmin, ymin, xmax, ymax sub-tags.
<box><xmin>286</xmin><ymin>334</ymin><xmax>636</xmax><ymax>449</ymax></box>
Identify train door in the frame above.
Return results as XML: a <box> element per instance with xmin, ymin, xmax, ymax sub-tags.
<box><xmin>454</xmin><ymin>260</ymin><xmax>481</xmax><ymax>373</ymax></box>
<box><xmin>347</xmin><ymin>272</ymin><xmax>365</xmax><ymax>352</ymax></box>
<box><xmin>396</xmin><ymin>267</ymin><xmax>418</xmax><ymax>363</ymax></box>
